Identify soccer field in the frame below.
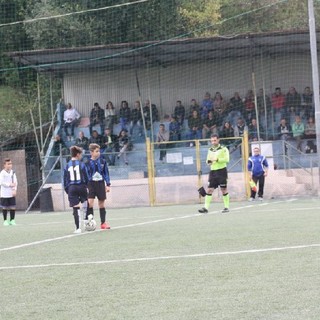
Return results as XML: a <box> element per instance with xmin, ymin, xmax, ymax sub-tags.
<box><xmin>0</xmin><ymin>198</ymin><xmax>319</xmax><ymax>320</ymax></box>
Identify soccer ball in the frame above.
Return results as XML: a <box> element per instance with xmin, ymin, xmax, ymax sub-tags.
<box><xmin>85</xmin><ymin>214</ymin><xmax>97</xmax><ymax>232</ymax></box>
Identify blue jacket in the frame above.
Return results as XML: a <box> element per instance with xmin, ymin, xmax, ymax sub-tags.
<box><xmin>248</xmin><ymin>154</ymin><xmax>268</xmax><ymax>177</ymax></box>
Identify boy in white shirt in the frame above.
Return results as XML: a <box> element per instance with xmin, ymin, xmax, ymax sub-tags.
<box><xmin>63</xmin><ymin>102</ymin><xmax>81</xmax><ymax>141</ymax></box>
<box><xmin>0</xmin><ymin>158</ymin><xmax>18</xmax><ymax>226</ymax></box>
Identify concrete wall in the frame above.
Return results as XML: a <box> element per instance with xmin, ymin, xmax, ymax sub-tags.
<box><xmin>63</xmin><ymin>53</ymin><xmax>312</xmax><ymax>118</ymax></box>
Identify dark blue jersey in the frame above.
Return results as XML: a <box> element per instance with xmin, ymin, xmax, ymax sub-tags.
<box><xmin>63</xmin><ymin>159</ymin><xmax>89</xmax><ymax>191</ymax></box>
<box><xmin>248</xmin><ymin>155</ymin><xmax>268</xmax><ymax>177</ymax></box>
<box><xmin>86</xmin><ymin>157</ymin><xmax>111</xmax><ymax>186</ymax></box>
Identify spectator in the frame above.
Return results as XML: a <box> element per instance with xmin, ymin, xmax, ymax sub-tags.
<box><xmin>202</xmin><ymin>111</ymin><xmax>218</xmax><ymax>140</ymax></box>
<box><xmin>256</xmin><ymin>88</ymin><xmax>271</xmax><ymax>135</ymax></box>
<box><xmin>75</xmin><ymin>131</ymin><xmax>89</xmax><ymax>151</ymax></box>
<box><xmin>187</xmin><ymin>110</ymin><xmax>202</xmax><ymax>147</ymax></box>
<box><xmin>143</xmin><ymin>99</ymin><xmax>159</xmax><ymax>131</ymax></box>
<box><xmin>89</xmin><ymin>102</ymin><xmax>105</xmax><ymax>135</ymax></box>
<box><xmin>286</xmin><ymin>87</ymin><xmax>301</xmax><ymax>119</ymax></box>
<box><xmin>130</xmin><ymin>100</ymin><xmax>143</xmax><ymax>137</ymax></box>
<box><xmin>243</xmin><ymin>89</ymin><xmax>256</xmax><ymax>123</ymax></box>
<box><xmin>119</xmin><ymin>100</ymin><xmax>131</xmax><ymax>131</ymax></box>
<box><xmin>156</xmin><ymin>123</ymin><xmax>169</xmax><ymax>162</ymax></box>
<box><xmin>304</xmin><ymin>116</ymin><xmax>316</xmax><ymax>139</ymax></box>
<box><xmin>200</xmin><ymin>92</ymin><xmax>213</xmax><ymax>119</ymax></box>
<box><xmin>301</xmin><ymin>86</ymin><xmax>314</xmax><ymax>119</ymax></box>
<box><xmin>229</xmin><ymin>92</ymin><xmax>245</xmax><ymax>122</ymax></box>
<box><xmin>89</xmin><ymin>130</ymin><xmax>103</xmax><ymax>148</ymax></box>
<box><xmin>52</xmin><ymin>134</ymin><xmax>68</xmax><ymax>157</ymax></box>
<box><xmin>169</xmin><ymin>115</ymin><xmax>181</xmax><ymax>145</ymax></box>
<box><xmin>291</xmin><ymin>115</ymin><xmax>305</xmax><ymax>152</ymax></box>
<box><xmin>248</xmin><ymin>118</ymin><xmax>264</xmax><ymax>141</ymax></box>
<box><xmin>272</xmin><ymin>87</ymin><xmax>286</xmax><ymax>124</ymax></box>
<box><xmin>213</xmin><ymin>103</ymin><xmax>228</xmax><ymax>130</ymax></box>
<box><xmin>213</xmin><ymin>92</ymin><xmax>226</xmax><ymax>111</ymax></box>
<box><xmin>102</xmin><ymin>128</ymin><xmax>119</xmax><ymax>166</ymax></box>
<box><xmin>219</xmin><ymin>121</ymin><xmax>235</xmax><ymax>149</ymax></box>
<box><xmin>117</xmin><ymin>129</ymin><xmax>132</xmax><ymax>165</ymax></box>
<box><xmin>105</xmin><ymin>101</ymin><xmax>117</xmax><ymax>134</ymax></box>
<box><xmin>277</xmin><ymin>118</ymin><xmax>292</xmax><ymax>154</ymax></box>
<box><xmin>188</xmin><ymin>99</ymin><xmax>201</xmax><ymax>118</ymax></box>
<box><xmin>63</xmin><ymin>103</ymin><xmax>81</xmax><ymax>141</ymax></box>
<box><xmin>233</xmin><ymin>118</ymin><xmax>248</xmax><ymax>138</ymax></box>
<box><xmin>174</xmin><ymin>100</ymin><xmax>185</xmax><ymax>128</ymax></box>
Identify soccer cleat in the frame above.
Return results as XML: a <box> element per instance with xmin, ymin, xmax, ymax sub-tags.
<box><xmin>3</xmin><ymin>220</ymin><xmax>9</xmax><ymax>226</ymax></box>
<box><xmin>101</xmin><ymin>222</ymin><xmax>111</xmax><ymax>230</ymax></box>
<box><xmin>221</xmin><ymin>208</ymin><xmax>229</xmax><ymax>213</ymax></box>
<box><xmin>258</xmin><ymin>197</ymin><xmax>263</xmax><ymax>201</ymax></box>
<box><xmin>73</xmin><ymin>228</ymin><xmax>82</xmax><ymax>234</ymax></box>
<box><xmin>198</xmin><ymin>207</ymin><xmax>208</xmax><ymax>214</ymax></box>
<box><xmin>87</xmin><ymin>214</ymin><xmax>93</xmax><ymax>221</ymax></box>
<box><xmin>9</xmin><ymin>219</ymin><xmax>16</xmax><ymax>226</ymax></box>
<box><xmin>249</xmin><ymin>197</ymin><xmax>254</xmax><ymax>202</ymax></box>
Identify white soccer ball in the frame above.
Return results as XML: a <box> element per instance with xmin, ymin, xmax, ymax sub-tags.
<box><xmin>85</xmin><ymin>218</ymin><xmax>97</xmax><ymax>232</ymax></box>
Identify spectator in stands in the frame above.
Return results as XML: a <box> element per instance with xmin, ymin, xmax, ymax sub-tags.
<box><xmin>119</xmin><ymin>100</ymin><xmax>131</xmax><ymax>131</ymax></box>
<box><xmin>291</xmin><ymin>115</ymin><xmax>305</xmax><ymax>152</ymax></box>
<box><xmin>234</xmin><ymin>117</ymin><xmax>248</xmax><ymax>138</ymax></box>
<box><xmin>202</xmin><ymin>111</ymin><xmax>218</xmax><ymax>140</ymax></box>
<box><xmin>286</xmin><ymin>87</ymin><xmax>301</xmax><ymax>121</ymax></box>
<box><xmin>63</xmin><ymin>103</ymin><xmax>81</xmax><ymax>141</ymax></box>
<box><xmin>187</xmin><ymin>110</ymin><xmax>202</xmax><ymax>147</ymax></box>
<box><xmin>52</xmin><ymin>134</ymin><xmax>68</xmax><ymax>163</ymax></box>
<box><xmin>248</xmin><ymin>118</ymin><xmax>263</xmax><ymax>141</ymax></box>
<box><xmin>304</xmin><ymin>116</ymin><xmax>316</xmax><ymax>139</ymax></box>
<box><xmin>277</xmin><ymin>118</ymin><xmax>292</xmax><ymax>154</ymax></box>
<box><xmin>89</xmin><ymin>130</ymin><xmax>103</xmax><ymax>148</ymax></box>
<box><xmin>102</xmin><ymin>128</ymin><xmax>119</xmax><ymax>166</ymax></box>
<box><xmin>219</xmin><ymin>121</ymin><xmax>235</xmax><ymax>149</ymax></box>
<box><xmin>256</xmin><ymin>88</ymin><xmax>271</xmax><ymax>134</ymax></box>
<box><xmin>213</xmin><ymin>92</ymin><xmax>226</xmax><ymax>111</ymax></box>
<box><xmin>105</xmin><ymin>101</ymin><xmax>117</xmax><ymax>134</ymax></box>
<box><xmin>188</xmin><ymin>99</ymin><xmax>201</xmax><ymax>118</ymax></box>
<box><xmin>89</xmin><ymin>102</ymin><xmax>105</xmax><ymax>135</ymax></box>
<box><xmin>130</xmin><ymin>100</ymin><xmax>143</xmax><ymax>137</ymax></box>
<box><xmin>143</xmin><ymin>99</ymin><xmax>159</xmax><ymax>131</ymax></box>
<box><xmin>169</xmin><ymin>115</ymin><xmax>181</xmax><ymax>145</ymax></box>
<box><xmin>243</xmin><ymin>89</ymin><xmax>256</xmax><ymax>123</ymax></box>
<box><xmin>214</xmin><ymin>104</ymin><xmax>228</xmax><ymax>131</ymax></box>
<box><xmin>117</xmin><ymin>129</ymin><xmax>132</xmax><ymax>165</ymax></box>
<box><xmin>173</xmin><ymin>100</ymin><xmax>185</xmax><ymax>128</ymax></box>
<box><xmin>301</xmin><ymin>86</ymin><xmax>314</xmax><ymax>119</ymax></box>
<box><xmin>200</xmin><ymin>92</ymin><xmax>213</xmax><ymax>119</ymax></box>
<box><xmin>272</xmin><ymin>87</ymin><xmax>286</xmax><ymax>124</ymax></box>
<box><xmin>157</xmin><ymin>124</ymin><xmax>169</xmax><ymax>162</ymax></box>
<box><xmin>229</xmin><ymin>92</ymin><xmax>245</xmax><ymax>123</ymax></box>
<box><xmin>75</xmin><ymin>131</ymin><xmax>89</xmax><ymax>151</ymax></box>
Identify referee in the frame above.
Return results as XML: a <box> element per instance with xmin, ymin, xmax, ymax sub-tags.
<box><xmin>198</xmin><ymin>134</ymin><xmax>230</xmax><ymax>213</ymax></box>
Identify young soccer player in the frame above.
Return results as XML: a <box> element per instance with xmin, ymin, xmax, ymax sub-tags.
<box><xmin>63</xmin><ymin>146</ymin><xmax>89</xmax><ymax>234</ymax></box>
<box><xmin>86</xmin><ymin>143</ymin><xmax>111</xmax><ymax>230</ymax></box>
<box><xmin>0</xmin><ymin>158</ymin><xmax>18</xmax><ymax>226</ymax></box>
<box><xmin>198</xmin><ymin>134</ymin><xmax>230</xmax><ymax>214</ymax></box>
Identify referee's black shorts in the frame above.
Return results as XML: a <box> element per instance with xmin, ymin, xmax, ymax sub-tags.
<box><xmin>208</xmin><ymin>167</ymin><xmax>228</xmax><ymax>189</ymax></box>
<box><xmin>87</xmin><ymin>180</ymin><xmax>106</xmax><ymax>201</ymax></box>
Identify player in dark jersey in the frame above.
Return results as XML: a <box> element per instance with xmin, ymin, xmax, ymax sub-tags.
<box><xmin>86</xmin><ymin>143</ymin><xmax>111</xmax><ymax>230</ymax></box>
<box><xmin>63</xmin><ymin>146</ymin><xmax>89</xmax><ymax>234</ymax></box>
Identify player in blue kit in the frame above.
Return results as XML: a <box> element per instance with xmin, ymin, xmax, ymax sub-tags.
<box><xmin>63</xmin><ymin>146</ymin><xmax>89</xmax><ymax>233</ymax></box>
<box><xmin>247</xmin><ymin>146</ymin><xmax>269</xmax><ymax>201</ymax></box>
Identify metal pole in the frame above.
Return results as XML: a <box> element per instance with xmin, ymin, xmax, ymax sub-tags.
<box><xmin>308</xmin><ymin>0</ymin><xmax>320</xmax><ymax>185</ymax></box>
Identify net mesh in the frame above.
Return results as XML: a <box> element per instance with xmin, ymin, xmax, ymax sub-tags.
<box><xmin>0</xmin><ymin>0</ymin><xmax>319</xmax><ymax>209</ymax></box>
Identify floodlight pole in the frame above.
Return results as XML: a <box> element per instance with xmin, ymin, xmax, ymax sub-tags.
<box><xmin>308</xmin><ymin>0</ymin><xmax>320</xmax><ymax>185</ymax></box>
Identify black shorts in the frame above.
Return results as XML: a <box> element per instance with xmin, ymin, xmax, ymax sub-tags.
<box><xmin>1</xmin><ymin>197</ymin><xmax>16</xmax><ymax>208</ymax></box>
<box><xmin>87</xmin><ymin>181</ymin><xmax>106</xmax><ymax>201</ymax></box>
<box><xmin>68</xmin><ymin>185</ymin><xmax>88</xmax><ymax>207</ymax></box>
<box><xmin>208</xmin><ymin>167</ymin><xmax>228</xmax><ymax>189</ymax></box>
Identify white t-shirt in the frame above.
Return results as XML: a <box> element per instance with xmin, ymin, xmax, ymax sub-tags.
<box><xmin>0</xmin><ymin>169</ymin><xmax>17</xmax><ymax>198</ymax></box>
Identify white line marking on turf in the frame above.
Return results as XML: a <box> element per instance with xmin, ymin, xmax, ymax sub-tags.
<box><xmin>0</xmin><ymin>199</ymin><xmax>299</xmax><ymax>253</ymax></box>
<box><xmin>0</xmin><ymin>243</ymin><xmax>319</xmax><ymax>270</ymax></box>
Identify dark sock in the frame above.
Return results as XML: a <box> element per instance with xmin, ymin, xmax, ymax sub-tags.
<box><xmin>73</xmin><ymin>207</ymin><xmax>80</xmax><ymax>229</ymax></box>
<box><xmin>99</xmin><ymin>208</ymin><xmax>106</xmax><ymax>224</ymax></box>
<box><xmin>3</xmin><ymin>209</ymin><xmax>7</xmax><ymax>221</ymax></box>
<box><xmin>86</xmin><ymin>207</ymin><xmax>94</xmax><ymax>220</ymax></box>
<box><xmin>10</xmin><ymin>210</ymin><xmax>15</xmax><ymax>221</ymax></box>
